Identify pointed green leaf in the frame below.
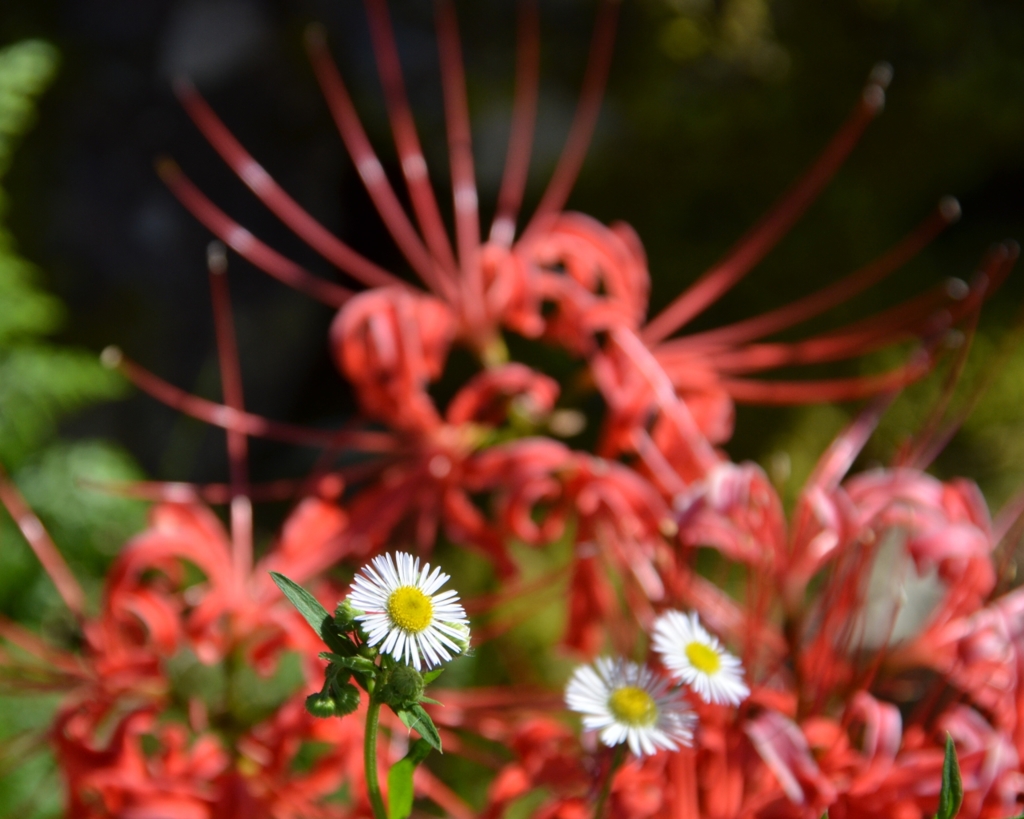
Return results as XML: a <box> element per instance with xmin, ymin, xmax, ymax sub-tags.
<box><xmin>271</xmin><ymin>572</ymin><xmax>331</xmax><ymax>633</ymax></box>
<box><xmin>386</xmin><ymin>739</ymin><xmax>432</xmax><ymax>819</ymax></box>
<box><xmin>270</xmin><ymin>572</ymin><xmax>351</xmax><ymax>654</ymax></box>
<box><xmin>396</xmin><ymin>704</ymin><xmax>442</xmax><ymax>753</ymax></box>
<box><xmin>935</xmin><ymin>734</ymin><xmax>963</xmax><ymax>819</ymax></box>
<box><xmin>422</xmin><ymin>668</ymin><xmax>444</xmax><ymax>685</ymax></box>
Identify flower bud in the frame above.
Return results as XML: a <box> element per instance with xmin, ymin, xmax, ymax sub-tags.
<box><xmin>305</xmin><ymin>682</ymin><xmax>360</xmax><ymax>718</ymax></box>
<box><xmin>331</xmin><ymin>681</ymin><xmax>361</xmax><ymax>715</ymax></box>
<box><xmin>447</xmin><ymin>622</ymin><xmax>472</xmax><ymax>654</ymax></box>
<box><xmin>305</xmin><ymin>690</ymin><xmax>339</xmax><ymax>719</ymax></box>
<box><xmin>334</xmin><ymin>600</ymin><xmax>359</xmax><ymax>632</ymax></box>
<box><xmin>378</xmin><ymin>664</ymin><xmax>425</xmax><ymax>710</ymax></box>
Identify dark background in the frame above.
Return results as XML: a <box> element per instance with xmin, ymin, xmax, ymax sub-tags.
<box><xmin>2</xmin><ymin>0</ymin><xmax>1023</xmax><ymax>497</ymax></box>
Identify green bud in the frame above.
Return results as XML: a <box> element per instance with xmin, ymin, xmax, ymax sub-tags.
<box><xmin>378</xmin><ymin>664</ymin><xmax>425</xmax><ymax>710</ymax></box>
<box><xmin>334</xmin><ymin>600</ymin><xmax>359</xmax><ymax>632</ymax></box>
<box><xmin>305</xmin><ymin>690</ymin><xmax>339</xmax><ymax>719</ymax></box>
<box><xmin>306</xmin><ymin>681</ymin><xmax>361</xmax><ymax>719</ymax></box>
<box><xmin>331</xmin><ymin>681</ymin><xmax>361</xmax><ymax>715</ymax></box>
<box><xmin>447</xmin><ymin>622</ymin><xmax>471</xmax><ymax>654</ymax></box>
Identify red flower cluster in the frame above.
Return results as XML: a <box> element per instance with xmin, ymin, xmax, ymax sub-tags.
<box><xmin>2</xmin><ymin>1</ymin><xmax>1021</xmax><ymax>817</ymax></box>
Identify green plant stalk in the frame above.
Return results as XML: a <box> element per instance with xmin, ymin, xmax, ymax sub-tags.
<box><xmin>364</xmin><ymin>696</ymin><xmax>388</xmax><ymax>819</ymax></box>
<box><xmin>593</xmin><ymin>743</ymin><xmax>626</xmax><ymax>819</ymax></box>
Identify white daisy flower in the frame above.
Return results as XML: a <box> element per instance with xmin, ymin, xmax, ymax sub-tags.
<box><xmin>565</xmin><ymin>657</ymin><xmax>696</xmax><ymax>757</ymax></box>
<box><xmin>652</xmin><ymin>610</ymin><xmax>750</xmax><ymax>706</ymax></box>
<box><xmin>347</xmin><ymin>551</ymin><xmax>469</xmax><ymax>671</ymax></box>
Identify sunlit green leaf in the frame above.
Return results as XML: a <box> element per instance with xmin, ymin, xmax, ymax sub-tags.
<box><xmin>386</xmin><ymin>739</ymin><xmax>432</xmax><ymax>819</ymax></box>
<box><xmin>422</xmin><ymin>668</ymin><xmax>444</xmax><ymax>684</ymax></box>
<box><xmin>935</xmin><ymin>734</ymin><xmax>963</xmax><ymax>819</ymax></box>
<box><xmin>270</xmin><ymin>573</ymin><xmax>351</xmax><ymax>655</ymax></box>
<box><xmin>396</xmin><ymin>704</ymin><xmax>442</xmax><ymax>753</ymax></box>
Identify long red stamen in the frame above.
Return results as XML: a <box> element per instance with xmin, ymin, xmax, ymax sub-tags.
<box><xmin>720</xmin><ymin>353</ymin><xmax>931</xmax><ymax>405</ymax></box>
<box><xmin>207</xmin><ymin>243</ymin><xmax>253</xmax><ymax>580</ymax></box>
<box><xmin>523</xmin><ymin>0</ymin><xmax>618</xmax><ymax>237</ymax></box>
<box><xmin>664</xmin><ymin>198</ymin><xmax>959</xmax><ymax>351</ymax></box>
<box><xmin>807</xmin><ymin>391</ymin><xmax>898</xmax><ymax>492</ymax></box>
<box><xmin>0</xmin><ymin>615</ymin><xmax>84</xmax><ymax>673</ymax></box>
<box><xmin>104</xmin><ymin>348</ymin><xmax>396</xmax><ymax>451</ymax></box>
<box><xmin>363</xmin><ymin>0</ymin><xmax>460</xmax><ymax>277</ymax></box>
<box><xmin>462</xmin><ymin>566</ymin><xmax>569</xmax><ymax>616</ymax></box>
<box><xmin>643</xmin><ymin>63</ymin><xmax>893</xmax><ymax>344</ymax></box>
<box><xmin>996</xmin><ymin>486</ymin><xmax>1024</xmax><ymax>546</ymax></box>
<box><xmin>82</xmin><ymin>455</ymin><xmax>386</xmax><ymax>508</ymax></box>
<box><xmin>304</xmin><ymin>28</ymin><xmax>456</xmax><ymax>300</ymax></box>
<box><xmin>631</xmin><ymin>427</ymin><xmax>688</xmax><ymax>497</ymax></box>
<box><xmin>158</xmin><ymin>159</ymin><xmax>353</xmax><ymax>306</ymax></box>
<box><xmin>435</xmin><ymin>0</ymin><xmax>484</xmax><ymax>327</ymax></box>
<box><xmin>899</xmin><ymin>306</ymin><xmax>982</xmax><ymax>471</ymax></box>
<box><xmin>0</xmin><ymin>464</ymin><xmax>85</xmax><ymax>617</ymax></box>
<box><xmin>693</xmin><ymin>283</ymin><xmax>956</xmax><ymax>373</ymax></box>
<box><xmin>489</xmin><ymin>1</ymin><xmax>540</xmax><ymax>247</ymax></box>
<box><xmin>416</xmin><ymin>773</ymin><xmax>475</xmax><ymax>819</ymax></box>
<box><xmin>175</xmin><ymin>80</ymin><xmax>404</xmax><ymax>291</ymax></box>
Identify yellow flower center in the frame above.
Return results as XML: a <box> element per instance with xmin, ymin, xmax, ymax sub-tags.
<box><xmin>608</xmin><ymin>686</ymin><xmax>658</xmax><ymax>727</ymax></box>
<box><xmin>685</xmin><ymin>641</ymin><xmax>721</xmax><ymax>674</ymax></box>
<box><xmin>386</xmin><ymin>586</ymin><xmax>434</xmax><ymax>633</ymax></box>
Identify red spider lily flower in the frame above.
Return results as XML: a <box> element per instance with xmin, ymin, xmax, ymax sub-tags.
<box><xmin>53</xmin><ymin>693</ymin><xmax>374</xmax><ymax>819</ymax></box>
<box><xmin>54</xmin><ymin>706</ymin><xmax>229</xmax><ymax>819</ymax></box>
<box><xmin>0</xmin><ymin>459</ymin><xmax>373</xmax><ymax>817</ymax></box>
<box><xmin>0</xmin><ymin>250</ymin><xmax>386</xmax><ymax>818</ymax></box>
<box><xmin>155</xmin><ymin>0</ymin><xmax>1014</xmax><ymax>493</ymax></box>
<box><xmin>414</xmin><ymin>348</ymin><xmax>1012</xmax><ymax>817</ymax></box>
<box><xmin>101</xmin><ymin>498</ymin><xmax>348</xmax><ymax>670</ymax></box>
<box><xmin>638</xmin><ymin>392</ymin><xmax>1024</xmax><ymax>817</ymax></box>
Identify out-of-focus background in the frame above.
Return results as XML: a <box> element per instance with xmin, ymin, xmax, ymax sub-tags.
<box><xmin>0</xmin><ymin>0</ymin><xmax>1022</xmax><ymax>812</ymax></box>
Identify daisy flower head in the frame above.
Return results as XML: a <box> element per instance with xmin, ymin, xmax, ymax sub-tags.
<box><xmin>565</xmin><ymin>657</ymin><xmax>696</xmax><ymax>757</ymax></box>
<box><xmin>347</xmin><ymin>552</ymin><xmax>469</xmax><ymax>671</ymax></box>
<box><xmin>652</xmin><ymin>610</ymin><xmax>749</xmax><ymax>706</ymax></box>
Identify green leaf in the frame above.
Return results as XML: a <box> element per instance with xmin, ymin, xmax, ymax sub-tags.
<box><xmin>271</xmin><ymin>572</ymin><xmax>331</xmax><ymax>632</ymax></box>
<box><xmin>396</xmin><ymin>704</ymin><xmax>442</xmax><ymax>753</ymax></box>
<box><xmin>386</xmin><ymin>739</ymin><xmax>432</xmax><ymax>819</ymax></box>
<box><xmin>935</xmin><ymin>734</ymin><xmax>963</xmax><ymax>819</ymax></box>
<box><xmin>270</xmin><ymin>572</ymin><xmax>351</xmax><ymax>655</ymax></box>
<box><xmin>422</xmin><ymin>668</ymin><xmax>444</xmax><ymax>685</ymax></box>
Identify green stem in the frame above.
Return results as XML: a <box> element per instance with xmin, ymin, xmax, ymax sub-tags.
<box><xmin>593</xmin><ymin>743</ymin><xmax>627</xmax><ymax>819</ymax></box>
<box><xmin>364</xmin><ymin>697</ymin><xmax>388</xmax><ymax>819</ymax></box>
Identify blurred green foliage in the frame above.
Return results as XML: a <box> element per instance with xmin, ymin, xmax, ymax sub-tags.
<box><xmin>654</xmin><ymin>0</ymin><xmax>788</xmax><ymax>80</ymax></box>
<box><xmin>0</xmin><ymin>43</ymin><xmax>148</xmax><ymax>817</ymax></box>
<box><xmin>0</xmin><ymin>39</ymin><xmax>146</xmax><ymax>623</ymax></box>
